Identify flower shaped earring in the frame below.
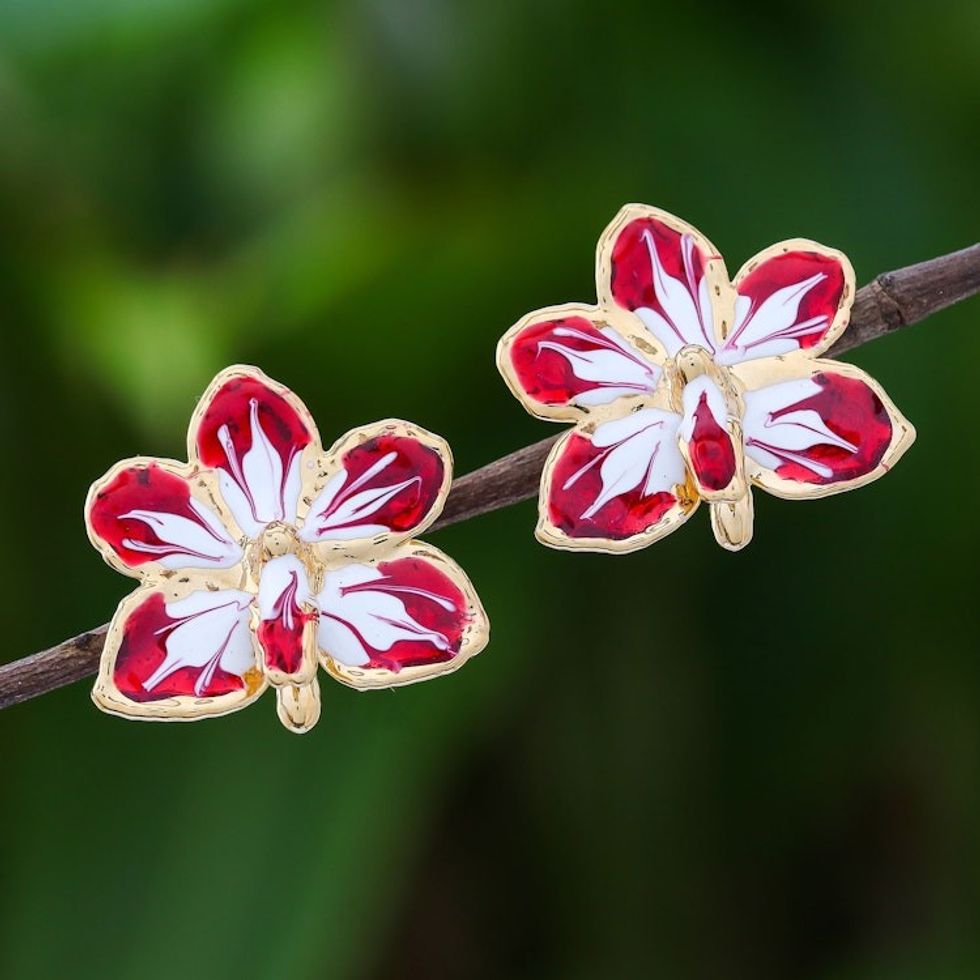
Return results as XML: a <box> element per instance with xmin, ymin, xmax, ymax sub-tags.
<box><xmin>497</xmin><ymin>204</ymin><xmax>915</xmax><ymax>553</ymax></box>
<box><xmin>86</xmin><ymin>365</ymin><xmax>489</xmax><ymax>733</ymax></box>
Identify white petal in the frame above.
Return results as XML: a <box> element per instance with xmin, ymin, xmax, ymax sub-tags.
<box><xmin>217</xmin><ymin>397</ymin><xmax>298</xmax><ymax>532</ymax></box>
<box><xmin>240</xmin><ymin>400</ymin><xmax>285</xmax><ymax>522</ymax></box>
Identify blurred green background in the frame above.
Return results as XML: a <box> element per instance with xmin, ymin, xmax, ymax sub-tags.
<box><xmin>1</xmin><ymin>1</ymin><xmax>978</xmax><ymax>978</ymax></box>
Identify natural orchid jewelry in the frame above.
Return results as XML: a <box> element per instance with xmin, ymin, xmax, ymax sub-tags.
<box><xmin>497</xmin><ymin>204</ymin><xmax>915</xmax><ymax>553</ymax></box>
<box><xmin>85</xmin><ymin>365</ymin><xmax>489</xmax><ymax>733</ymax></box>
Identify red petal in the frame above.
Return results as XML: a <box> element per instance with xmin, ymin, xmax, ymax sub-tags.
<box><xmin>722</xmin><ymin>249</ymin><xmax>849</xmax><ymax>362</ymax></box>
<box><xmin>110</xmin><ymin>590</ymin><xmax>258</xmax><ymax>702</ymax></box>
<box><xmin>502</xmin><ymin>312</ymin><xmax>659</xmax><ymax>414</ymax></box>
<box><xmin>303</xmin><ymin>428</ymin><xmax>447</xmax><ymax>544</ymax></box>
<box><xmin>541</xmin><ymin>410</ymin><xmax>696</xmax><ymax>547</ymax></box>
<box><xmin>548</xmin><ymin>434</ymin><xmax>675</xmax><ymax>539</ymax></box>
<box><xmin>606</xmin><ymin>215</ymin><xmax>718</xmax><ymax>354</ymax></box>
<box><xmin>744</xmin><ymin>371</ymin><xmax>895</xmax><ymax>487</ymax></box>
<box><xmin>87</xmin><ymin>462</ymin><xmax>241</xmax><ymax>572</ymax></box>
<box><xmin>317</xmin><ymin>545</ymin><xmax>488</xmax><ymax>688</ymax></box>
<box><xmin>193</xmin><ymin>369</ymin><xmax>315</xmax><ymax>533</ymax></box>
<box><xmin>365</xmin><ymin>557</ymin><xmax>464</xmax><ymax>671</ymax></box>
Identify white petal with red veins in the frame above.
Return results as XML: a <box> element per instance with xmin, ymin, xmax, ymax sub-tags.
<box><xmin>143</xmin><ymin>590</ymin><xmax>254</xmax><ymax>696</ymax></box>
<box><xmin>317</xmin><ymin>564</ymin><xmax>452</xmax><ymax>668</ymax></box>
<box><xmin>743</xmin><ymin>379</ymin><xmax>857</xmax><ymax>479</ymax></box>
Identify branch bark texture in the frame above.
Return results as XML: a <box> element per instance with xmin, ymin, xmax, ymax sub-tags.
<box><xmin>2</xmin><ymin>243</ymin><xmax>978</xmax><ymax>711</ymax></box>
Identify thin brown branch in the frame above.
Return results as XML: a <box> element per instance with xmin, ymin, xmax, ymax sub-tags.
<box><xmin>2</xmin><ymin>243</ymin><xmax>978</xmax><ymax>712</ymax></box>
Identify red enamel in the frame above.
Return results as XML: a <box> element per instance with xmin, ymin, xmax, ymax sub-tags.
<box><xmin>548</xmin><ymin>432</ymin><xmax>679</xmax><ymax>540</ymax></box>
<box><xmin>762</xmin><ymin>372</ymin><xmax>893</xmax><ymax>485</ymax></box>
<box><xmin>732</xmin><ymin>251</ymin><xmax>845</xmax><ymax>353</ymax></box>
<box><xmin>307</xmin><ymin>434</ymin><xmax>444</xmax><ymax>538</ymax></box>
<box><xmin>88</xmin><ymin>463</ymin><xmax>226</xmax><ymax>568</ymax></box>
<box><xmin>196</xmin><ymin>373</ymin><xmax>312</xmax><ymax>488</ymax></box>
<box><xmin>609</xmin><ymin>216</ymin><xmax>709</xmax><ymax>313</ymax></box>
<box><xmin>339</xmin><ymin>558</ymin><xmax>467</xmax><ymax>672</ymax></box>
<box><xmin>508</xmin><ymin>316</ymin><xmax>653</xmax><ymax>405</ymax></box>
<box><xmin>257</xmin><ymin>572</ymin><xmax>315</xmax><ymax>676</ymax></box>
<box><xmin>688</xmin><ymin>392</ymin><xmax>737</xmax><ymax>491</ymax></box>
<box><xmin>112</xmin><ymin>593</ymin><xmax>246</xmax><ymax>702</ymax></box>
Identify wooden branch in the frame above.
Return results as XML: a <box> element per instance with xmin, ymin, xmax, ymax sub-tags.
<box><xmin>2</xmin><ymin>243</ymin><xmax>978</xmax><ymax>712</ymax></box>
<box><xmin>833</xmin><ymin>243</ymin><xmax>980</xmax><ymax>354</ymax></box>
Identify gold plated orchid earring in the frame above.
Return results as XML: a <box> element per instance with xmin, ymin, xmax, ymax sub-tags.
<box><xmin>497</xmin><ymin>203</ymin><xmax>915</xmax><ymax>553</ymax></box>
<box><xmin>85</xmin><ymin>365</ymin><xmax>489</xmax><ymax>733</ymax></box>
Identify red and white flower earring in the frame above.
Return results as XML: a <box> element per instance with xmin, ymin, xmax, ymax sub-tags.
<box><xmin>497</xmin><ymin>204</ymin><xmax>915</xmax><ymax>553</ymax></box>
<box><xmin>85</xmin><ymin>365</ymin><xmax>489</xmax><ymax>733</ymax></box>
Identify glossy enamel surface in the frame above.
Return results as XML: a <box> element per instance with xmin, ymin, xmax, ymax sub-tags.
<box><xmin>497</xmin><ymin>204</ymin><xmax>914</xmax><ymax>553</ymax></box>
<box><xmin>87</xmin><ymin>365</ymin><xmax>489</xmax><ymax>731</ymax></box>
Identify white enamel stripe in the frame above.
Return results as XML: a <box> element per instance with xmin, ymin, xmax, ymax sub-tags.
<box><xmin>316</xmin><ymin>564</ymin><xmax>454</xmax><ymax>668</ymax></box>
<box><xmin>117</xmin><ymin>496</ymin><xmax>242</xmax><ymax>570</ymax></box>
<box><xmin>742</xmin><ymin>378</ymin><xmax>857</xmax><ymax>479</ymax></box>
<box><xmin>143</xmin><ymin>590</ymin><xmax>255</xmax><ymax>696</ymax></box>
<box><xmin>216</xmin><ymin>397</ymin><xmax>304</xmax><ymax>536</ymax></box>
<box><xmin>564</xmin><ymin>408</ymin><xmax>686</xmax><ymax>519</ymax></box>
<box><xmin>718</xmin><ymin>271</ymin><xmax>830</xmax><ymax>364</ymax></box>
<box><xmin>535</xmin><ymin>325</ymin><xmax>659</xmax><ymax>406</ymax></box>
<box><xmin>257</xmin><ymin>555</ymin><xmax>313</xmax><ymax>622</ymax></box>
<box><xmin>301</xmin><ymin>451</ymin><xmax>421</xmax><ymax>543</ymax></box>
<box><xmin>634</xmin><ymin>232</ymin><xmax>716</xmax><ymax>355</ymax></box>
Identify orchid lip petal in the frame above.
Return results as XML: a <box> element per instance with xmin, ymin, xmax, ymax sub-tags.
<box><xmin>256</xmin><ymin>555</ymin><xmax>316</xmax><ymax>679</ymax></box>
<box><xmin>677</xmin><ymin>376</ymin><xmax>739</xmax><ymax>495</ymax></box>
